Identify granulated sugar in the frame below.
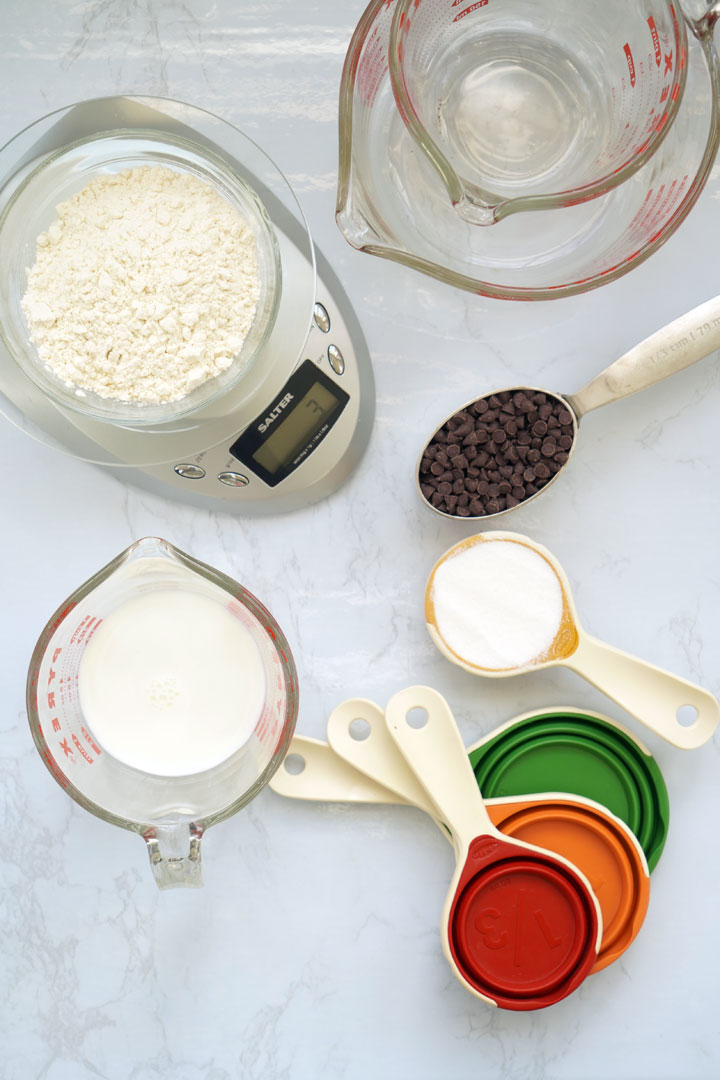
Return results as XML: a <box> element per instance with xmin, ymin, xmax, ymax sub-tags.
<box><xmin>21</xmin><ymin>165</ymin><xmax>261</xmax><ymax>404</ymax></box>
<box><xmin>429</xmin><ymin>538</ymin><xmax>564</xmax><ymax>670</ymax></box>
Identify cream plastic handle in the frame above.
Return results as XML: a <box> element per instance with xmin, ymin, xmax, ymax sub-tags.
<box><xmin>384</xmin><ymin>686</ymin><xmax>493</xmax><ymax>848</ymax></box>
<box><xmin>565</xmin><ymin>634</ymin><xmax>720</xmax><ymax>750</ymax></box>
<box><xmin>567</xmin><ymin>294</ymin><xmax>720</xmax><ymax>418</ymax></box>
<box><xmin>269</xmin><ymin>735</ymin><xmax>405</xmax><ymax>805</ymax></box>
<box><xmin>145</xmin><ymin>823</ymin><xmax>203</xmax><ymax>890</ymax></box>
<box><xmin>327</xmin><ymin>698</ymin><xmax>438</xmax><ymax>815</ymax></box>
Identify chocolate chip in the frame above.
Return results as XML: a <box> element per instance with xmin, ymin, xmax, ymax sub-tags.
<box><xmin>419</xmin><ymin>387</ymin><xmax>575</xmax><ymax>518</ymax></box>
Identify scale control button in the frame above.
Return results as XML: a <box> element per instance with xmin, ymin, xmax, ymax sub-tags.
<box><xmin>174</xmin><ymin>463</ymin><xmax>206</xmax><ymax>480</ymax></box>
<box><xmin>328</xmin><ymin>344</ymin><xmax>345</xmax><ymax>375</ymax></box>
<box><xmin>218</xmin><ymin>471</ymin><xmax>250</xmax><ymax>488</ymax></box>
<box><xmin>313</xmin><ymin>302</ymin><xmax>331</xmax><ymax>333</ymax></box>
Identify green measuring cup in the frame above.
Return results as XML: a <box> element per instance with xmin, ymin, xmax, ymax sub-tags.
<box><xmin>468</xmin><ymin>709</ymin><xmax>669</xmax><ymax>872</ymax></box>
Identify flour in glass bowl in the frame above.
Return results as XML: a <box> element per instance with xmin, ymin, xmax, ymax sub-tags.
<box><xmin>21</xmin><ymin>165</ymin><xmax>261</xmax><ymax>404</ymax></box>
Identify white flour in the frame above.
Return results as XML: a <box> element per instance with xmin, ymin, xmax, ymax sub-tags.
<box><xmin>429</xmin><ymin>538</ymin><xmax>564</xmax><ymax>670</ymax></box>
<box><xmin>21</xmin><ymin>165</ymin><xmax>261</xmax><ymax>404</ymax></box>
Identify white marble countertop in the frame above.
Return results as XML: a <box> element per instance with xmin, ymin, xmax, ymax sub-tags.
<box><xmin>1</xmin><ymin>2</ymin><xmax>720</xmax><ymax>1078</ymax></box>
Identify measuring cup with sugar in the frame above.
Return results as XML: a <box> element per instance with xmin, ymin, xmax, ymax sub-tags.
<box><xmin>425</xmin><ymin>533</ymin><xmax>719</xmax><ymax>750</ymax></box>
<box><xmin>384</xmin><ymin>686</ymin><xmax>601</xmax><ymax>1009</ymax></box>
<box><xmin>26</xmin><ymin>537</ymin><xmax>298</xmax><ymax>888</ymax></box>
<box><xmin>418</xmin><ymin>291</ymin><xmax>720</xmax><ymax>521</ymax></box>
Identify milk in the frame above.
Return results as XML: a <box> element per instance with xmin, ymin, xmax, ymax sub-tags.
<box><xmin>78</xmin><ymin>587</ymin><xmax>267</xmax><ymax>776</ymax></box>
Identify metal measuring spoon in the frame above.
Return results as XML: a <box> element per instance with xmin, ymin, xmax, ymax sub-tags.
<box><xmin>418</xmin><ymin>293</ymin><xmax>720</xmax><ymax>520</ymax></box>
<box><xmin>425</xmin><ymin>532</ymin><xmax>720</xmax><ymax>750</ymax></box>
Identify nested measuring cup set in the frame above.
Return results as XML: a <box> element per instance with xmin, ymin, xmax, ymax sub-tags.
<box><xmin>270</xmin><ymin>689</ymin><xmax>668</xmax><ymax>1010</ymax></box>
<box><xmin>337</xmin><ymin>0</ymin><xmax>720</xmax><ymax>299</ymax></box>
<box><xmin>269</xmin><ymin>529</ymin><xmax>718</xmax><ymax>1011</ymax></box>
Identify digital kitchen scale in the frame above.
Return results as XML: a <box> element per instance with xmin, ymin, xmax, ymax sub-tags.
<box><xmin>0</xmin><ymin>97</ymin><xmax>375</xmax><ymax>515</ymax></box>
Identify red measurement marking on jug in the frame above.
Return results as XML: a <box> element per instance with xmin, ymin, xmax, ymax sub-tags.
<box><xmin>454</xmin><ymin>1</ymin><xmax>489</xmax><ymax>21</ymax></box>
<box><xmin>624</xmin><ymin>44</ymin><xmax>637</xmax><ymax>88</ymax></box>
<box><xmin>648</xmin><ymin>16</ymin><xmax>661</xmax><ymax>67</ymax></box>
<box><xmin>72</xmin><ymin>733</ymin><xmax>93</xmax><ymax>764</ymax></box>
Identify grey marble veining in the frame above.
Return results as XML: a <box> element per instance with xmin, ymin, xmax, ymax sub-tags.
<box><xmin>1</xmin><ymin>2</ymin><xmax>720</xmax><ymax>1078</ymax></box>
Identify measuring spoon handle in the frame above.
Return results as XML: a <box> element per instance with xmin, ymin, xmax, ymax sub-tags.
<box><xmin>269</xmin><ymin>735</ymin><xmax>405</xmax><ymax>804</ymax></box>
<box><xmin>567</xmin><ymin>293</ymin><xmax>720</xmax><ymax>418</ymax></box>
<box><xmin>565</xmin><ymin>635</ymin><xmax>719</xmax><ymax>749</ymax></box>
<box><xmin>327</xmin><ymin>698</ymin><xmax>438</xmax><ymax>814</ymax></box>
<box><xmin>385</xmin><ymin>686</ymin><xmax>492</xmax><ymax>847</ymax></box>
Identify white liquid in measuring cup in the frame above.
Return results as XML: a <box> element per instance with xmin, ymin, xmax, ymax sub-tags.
<box><xmin>78</xmin><ymin>588</ymin><xmax>266</xmax><ymax>776</ymax></box>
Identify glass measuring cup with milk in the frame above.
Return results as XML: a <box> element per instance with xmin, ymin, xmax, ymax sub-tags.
<box><xmin>26</xmin><ymin>537</ymin><xmax>298</xmax><ymax>888</ymax></box>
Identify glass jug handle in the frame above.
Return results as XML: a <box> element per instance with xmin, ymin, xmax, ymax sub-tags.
<box><xmin>680</xmin><ymin>1</ymin><xmax>720</xmax><ymax>36</ymax></box>
<box><xmin>144</xmin><ymin>822</ymin><xmax>203</xmax><ymax>889</ymax></box>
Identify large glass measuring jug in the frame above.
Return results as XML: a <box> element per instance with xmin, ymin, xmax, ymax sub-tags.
<box><xmin>337</xmin><ymin>0</ymin><xmax>720</xmax><ymax>298</ymax></box>
<box><xmin>390</xmin><ymin>0</ymin><xmax>688</xmax><ymax>225</ymax></box>
<box><xmin>26</xmin><ymin>537</ymin><xmax>299</xmax><ymax>889</ymax></box>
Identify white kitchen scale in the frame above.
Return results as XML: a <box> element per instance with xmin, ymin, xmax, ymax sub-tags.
<box><xmin>0</xmin><ymin>97</ymin><xmax>375</xmax><ymax>514</ymax></box>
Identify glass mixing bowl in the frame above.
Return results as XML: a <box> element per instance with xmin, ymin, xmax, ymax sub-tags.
<box><xmin>0</xmin><ymin>98</ymin><xmax>282</xmax><ymax>426</ymax></box>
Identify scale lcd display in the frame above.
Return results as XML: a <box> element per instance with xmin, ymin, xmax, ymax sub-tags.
<box><xmin>252</xmin><ymin>383</ymin><xmax>340</xmax><ymax>474</ymax></box>
<box><xmin>229</xmin><ymin>359</ymin><xmax>350</xmax><ymax>487</ymax></box>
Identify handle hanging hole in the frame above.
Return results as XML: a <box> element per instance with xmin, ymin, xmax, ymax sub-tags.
<box><xmin>349</xmin><ymin>717</ymin><xmax>371</xmax><ymax>741</ymax></box>
<box><xmin>406</xmin><ymin>706</ymin><xmax>428</xmax><ymax>729</ymax></box>
<box><xmin>284</xmin><ymin>753</ymin><xmax>306</xmax><ymax>775</ymax></box>
<box><xmin>677</xmin><ymin>705</ymin><xmax>699</xmax><ymax>728</ymax></box>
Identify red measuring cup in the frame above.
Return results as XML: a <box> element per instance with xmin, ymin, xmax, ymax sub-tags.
<box><xmin>385</xmin><ymin>686</ymin><xmax>601</xmax><ymax>1010</ymax></box>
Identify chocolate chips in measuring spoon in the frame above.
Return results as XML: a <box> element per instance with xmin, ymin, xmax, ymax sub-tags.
<box><xmin>418</xmin><ymin>390</ymin><xmax>576</xmax><ymax>518</ymax></box>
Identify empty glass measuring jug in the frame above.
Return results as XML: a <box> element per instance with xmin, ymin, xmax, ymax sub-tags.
<box><xmin>26</xmin><ymin>537</ymin><xmax>298</xmax><ymax>889</ymax></box>
<box><xmin>389</xmin><ymin>0</ymin><xmax>690</xmax><ymax>224</ymax></box>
